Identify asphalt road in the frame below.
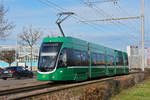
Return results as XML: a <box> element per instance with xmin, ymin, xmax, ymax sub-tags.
<box><xmin>0</xmin><ymin>77</ymin><xmax>37</xmax><ymax>87</ymax></box>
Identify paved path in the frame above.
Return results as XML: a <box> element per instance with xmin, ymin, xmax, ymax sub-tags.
<box><xmin>0</xmin><ymin>77</ymin><xmax>38</xmax><ymax>87</ymax></box>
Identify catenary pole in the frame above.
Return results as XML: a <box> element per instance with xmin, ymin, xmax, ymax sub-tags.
<box><xmin>141</xmin><ymin>0</ymin><xmax>145</xmax><ymax>71</ymax></box>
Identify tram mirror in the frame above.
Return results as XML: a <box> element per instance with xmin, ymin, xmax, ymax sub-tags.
<box><xmin>58</xmin><ymin>54</ymin><xmax>67</xmax><ymax>67</ymax></box>
<box><xmin>58</xmin><ymin>49</ymin><xmax>67</xmax><ymax>67</ymax></box>
<box><xmin>60</xmin><ymin>53</ymin><xmax>63</xmax><ymax>55</ymax></box>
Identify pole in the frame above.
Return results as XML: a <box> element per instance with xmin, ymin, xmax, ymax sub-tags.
<box><xmin>141</xmin><ymin>0</ymin><xmax>145</xmax><ymax>71</ymax></box>
<box><xmin>31</xmin><ymin>46</ymin><xmax>33</xmax><ymax>71</ymax></box>
<box><xmin>147</xmin><ymin>48</ymin><xmax>150</xmax><ymax>66</ymax></box>
<box><xmin>16</xmin><ymin>33</ymin><xmax>18</xmax><ymax>66</ymax></box>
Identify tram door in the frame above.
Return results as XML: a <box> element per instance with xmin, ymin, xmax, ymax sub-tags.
<box><xmin>88</xmin><ymin>43</ymin><xmax>91</xmax><ymax>79</ymax></box>
<box><xmin>106</xmin><ymin>49</ymin><xmax>115</xmax><ymax>76</ymax></box>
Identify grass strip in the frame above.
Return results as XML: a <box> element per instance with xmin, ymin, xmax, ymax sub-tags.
<box><xmin>111</xmin><ymin>77</ymin><xmax>150</xmax><ymax>100</ymax></box>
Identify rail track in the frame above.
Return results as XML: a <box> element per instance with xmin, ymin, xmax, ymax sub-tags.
<box><xmin>0</xmin><ymin>72</ymin><xmax>142</xmax><ymax>100</ymax></box>
<box><xmin>0</xmin><ymin>83</ymin><xmax>52</xmax><ymax>96</ymax></box>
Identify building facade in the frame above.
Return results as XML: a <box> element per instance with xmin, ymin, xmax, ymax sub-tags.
<box><xmin>127</xmin><ymin>45</ymin><xmax>150</xmax><ymax>69</ymax></box>
<box><xmin>0</xmin><ymin>45</ymin><xmax>40</xmax><ymax>70</ymax></box>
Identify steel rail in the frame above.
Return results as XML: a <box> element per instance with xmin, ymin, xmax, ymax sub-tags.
<box><xmin>0</xmin><ymin>72</ymin><xmax>142</xmax><ymax>100</ymax></box>
<box><xmin>0</xmin><ymin>84</ymin><xmax>51</xmax><ymax>96</ymax></box>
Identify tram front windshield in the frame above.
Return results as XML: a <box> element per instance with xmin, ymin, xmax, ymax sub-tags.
<box><xmin>38</xmin><ymin>42</ymin><xmax>62</xmax><ymax>72</ymax></box>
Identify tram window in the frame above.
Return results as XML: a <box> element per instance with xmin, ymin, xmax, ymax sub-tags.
<box><xmin>111</xmin><ymin>56</ymin><xmax>115</xmax><ymax>65</ymax></box>
<box><xmin>41</xmin><ymin>42</ymin><xmax>62</xmax><ymax>53</ymax></box>
<box><xmin>91</xmin><ymin>53</ymin><xmax>97</xmax><ymax>66</ymax></box>
<box><xmin>66</xmin><ymin>48</ymin><xmax>72</xmax><ymax>66</ymax></box>
<box><xmin>96</xmin><ymin>54</ymin><xmax>100</xmax><ymax>66</ymax></box>
<box><xmin>67</xmin><ymin>49</ymin><xmax>81</xmax><ymax>66</ymax></box>
<box><xmin>107</xmin><ymin>55</ymin><xmax>114</xmax><ymax>66</ymax></box>
<box><xmin>116</xmin><ymin>56</ymin><xmax>119</xmax><ymax>65</ymax></box>
<box><xmin>97</xmin><ymin>54</ymin><xmax>99</xmax><ymax>65</ymax></box>
<box><xmin>66</xmin><ymin>48</ymin><xmax>89</xmax><ymax>66</ymax></box>
<box><xmin>96</xmin><ymin>54</ymin><xmax>105</xmax><ymax>66</ymax></box>
<box><xmin>91</xmin><ymin>53</ymin><xmax>106</xmax><ymax>66</ymax></box>
<box><xmin>119</xmin><ymin>56</ymin><xmax>124</xmax><ymax>65</ymax></box>
<box><xmin>81</xmin><ymin>51</ymin><xmax>88</xmax><ymax>66</ymax></box>
<box><xmin>73</xmin><ymin>50</ymin><xmax>81</xmax><ymax>66</ymax></box>
<box><xmin>116</xmin><ymin>56</ymin><xmax>124</xmax><ymax>66</ymax></box>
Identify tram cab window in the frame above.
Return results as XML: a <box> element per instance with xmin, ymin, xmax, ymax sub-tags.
<box><xmin>58</xmin><ymin>49</ymin><xmax>67</xmax><ymax>67</ymax></box>
<box><xmin>38</xmin><ymin>42</ymin><xmax>62</xmax><ymax>72</ymax></box>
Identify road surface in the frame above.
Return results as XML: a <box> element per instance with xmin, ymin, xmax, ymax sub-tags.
<box><xmin>0</xmin><ymin>77</ymin><xmax>37</xmax><ymax>87</ymax></box>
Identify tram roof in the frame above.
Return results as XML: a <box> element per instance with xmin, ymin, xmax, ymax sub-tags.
<box><xmin>42</xmin><ymin>36</ymin><xmax>127</xmax><ymax>56</ymax></box>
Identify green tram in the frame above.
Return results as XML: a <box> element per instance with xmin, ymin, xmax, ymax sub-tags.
<box><xmin>37</xmin><ymin>37</ymin><xmax>129</xmax><ymax>81</ymax></box>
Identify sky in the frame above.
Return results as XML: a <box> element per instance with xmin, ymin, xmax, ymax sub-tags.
<box><xmin>0</xmin><ymin>0</ymin><xmax>150</xmax><ymax>51</ymax></box>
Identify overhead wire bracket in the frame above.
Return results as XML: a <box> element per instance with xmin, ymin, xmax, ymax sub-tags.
<box><xmin>83</xmin><ymin>0</ymin><xmax>118</xmax><ymax>6</ymax></box>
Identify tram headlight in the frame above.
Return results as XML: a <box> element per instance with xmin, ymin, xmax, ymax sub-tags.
<box><xmin>52</xmin><ymin>75</ymin><xmax>55</xmax><ymax>78</ymax></box>
<box><xmin>60</xmin><ymin>70</ymin><xmax>63</xmax><ymax>73</ymax></box>
<box><xmin>42</xmin><ymin>75</ymin><xmax>46</xmax><ymax>78</ymax></box>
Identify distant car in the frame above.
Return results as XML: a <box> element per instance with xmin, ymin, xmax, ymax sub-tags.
<box><xmin>1</xmin><ymin>66</ymin><xmax>33</xmax><ymax>80</ymax></box>
<box><xmin>0</xmin><ymin>68</ymin><xmax>4</xmax><ymax>79</ymax></box>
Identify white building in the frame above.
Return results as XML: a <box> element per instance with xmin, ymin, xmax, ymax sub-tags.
<box><xmin>127</xmin><ymin>45</ymin><xmax>150</xmax><ymax>69</ymax></box>
<box><xmin>0</xmin><ymin>45</ymin><xmax>40</xmax><ymax>70</ymax></box>
<box><xmin>127</xmin><ymin>46</ymin><xmax>141</xmax><ymax>69</ymax></box>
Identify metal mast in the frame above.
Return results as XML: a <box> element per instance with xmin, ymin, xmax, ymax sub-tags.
<box><xmin>56</xmin><ymin>12</ymin><xmax>74</xmax><ymax>37</ymax></box>
<box><xmin>81</xmin><ymin>0</ymin><xmax>145</xmax><ymax>71</ymax></box>
<box><xmin>141</xmin><ymin>0</ymin><xmax>145</xmax><ymax>71</ymax></box>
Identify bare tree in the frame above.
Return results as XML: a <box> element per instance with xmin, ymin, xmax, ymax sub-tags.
<box><xmin>19</xmin><ymin>26</ymin><xmax>42</xmax><ymax>71</ymax></box>
<box><xmin>0</xmin><ymin>50</ymin><xmax>16</xmax><ymax>66</ymax></box>
<box><xmin>0</xmin><ymin>4</ymin><xmax>14</xmax><ymax>39</ymax></box>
